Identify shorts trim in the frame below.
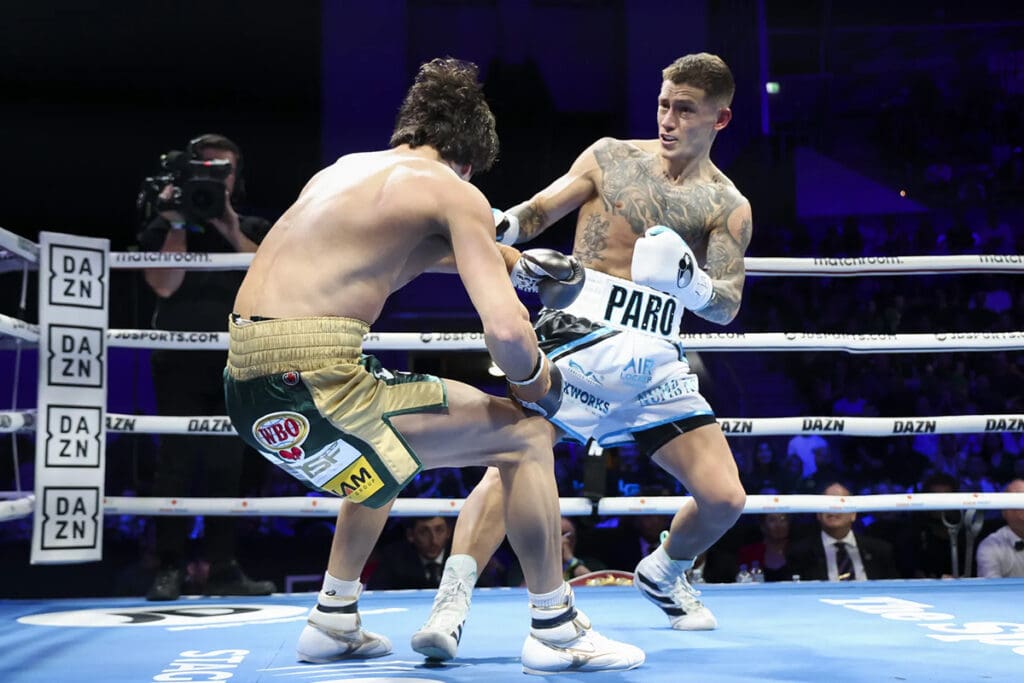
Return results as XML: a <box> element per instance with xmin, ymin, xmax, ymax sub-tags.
<box><xmin>547</xmin><ymin>327</ymin><xmax>619</xmax><ymax>362</ymax></box>
<box><xmin>627</xmin><ymin>413</ymin><xmax>718</xmax><ymax>456</ymax></box>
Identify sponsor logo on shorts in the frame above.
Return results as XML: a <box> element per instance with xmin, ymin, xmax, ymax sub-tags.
<box><xmin>567</xmin><ymin>359</ymin><xmax>604</xmax><ymax>386</ymax></box>
<box><xmin>604</xmin><ymin>285</ymin><xmax>678</xmax><ymax>337</ymax></box>
<box><xmin>252</xmin><ymin>411</ymin><xmax>310</xmax><ymax>461</ymax></box>
<box><xmin>620</xmin><ymin>357</ymin><xmax>655</xmax><ymax>386</ymax></box>
<box><xmin>323</xmin><ymin>456</ymin><xmax>385</xmax><ymax>502</ymax></box>
<box><xmin>636</xmin><ymin>376</ymin><xmax>698</xmax><ymax>406</ymax></box>
<box><xmin>563</xmin><ymin>382</ymin><xmax>610</xmax><ymax>415</ymax></box>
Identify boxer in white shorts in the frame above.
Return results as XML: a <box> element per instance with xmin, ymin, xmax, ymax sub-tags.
<box><xmin>539</xmin><ymin>267</ymin><xmax>716</xmax><ymax>450</ymax></box>
<box><xmin>412</xmin><ymin>52</ymin><xmax>752</xmax><ymax>662</ymax></box>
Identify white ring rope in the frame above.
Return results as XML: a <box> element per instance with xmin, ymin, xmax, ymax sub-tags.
<box><xmin>0</xmin><ymin>410</ymin><xmax>35</xmax><ymax>433</ymax></box>
<box><xmin>98</xmin><ymin>329</ymin><xmax>1024</xmax><ymax>353</ymax></box>
<box><xmin>599</xmin><ymin>492</ymin><xmax>1024</xmax><ymax>516</ymax></box>
<box><xmin>4</xmin><ymin>492</ymin><xmax>1021</xmax><ymax>522</ymax></box>
<box><xmin>0</xmin><ymin>493</ymin><xmax>34</xmax><ymax>522</ymax></box>
<box><xmin>5</xmin><ymin>320</ymin><xmax>1024</xmax><ymax>353</ymax></box>
<box><xmin>108</xmin><ymin>250</ymin><xmax>1024</xmax><ymax>276</ymax></box>
<box><xmin>10</xmin><ymin>412</ymin><xmax>1014</xmax><ymax>437</ymax></box>
<box><xmin>0</xmin><ymin>226</ymin><xmax>40</xmax><ymax>266</ymax></box>
<box><xmin>0</xmin><ymin>312</ymin><xmax>39</xmax><ymax>344</ymax></box>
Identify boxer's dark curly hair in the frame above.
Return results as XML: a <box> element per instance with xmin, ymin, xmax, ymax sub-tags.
<box><xmin>390</xmin><ymin>57</ymin><xmax>498</xmax><ymax>172</ymax></box>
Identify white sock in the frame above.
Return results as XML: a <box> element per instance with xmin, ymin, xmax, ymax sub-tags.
<box><xmin>321</xmin><ymin>572</ymin><xmax>361</xmax><ymax>602</ymax></box>
<box><xmin>529</xmin><ymin>581</ymin><xmax>570</xmax><ymax>609</ymax></box>
<box><xmin>443</xmin><ymin>554</ymin><xmax>478</xmax><ymax>585</ymax></box>
<box><xmin>646</xmin><ymin>544</ymin><xmax>693</xmax><ymax>578</ymax></box>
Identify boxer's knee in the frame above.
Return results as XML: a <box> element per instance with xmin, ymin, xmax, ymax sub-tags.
<box><xmin>696</xmin><ymin>480</ymin><xmax>746</xmax><ymax>529</ymax></box>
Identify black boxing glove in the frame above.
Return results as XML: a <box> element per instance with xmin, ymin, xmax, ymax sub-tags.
<box><xmin>507</xmin><ymin>350</ymin><xmax>563</xmax><ymax>417</ymax></box>
<box><xmin>510</xmin><ymin>248</ymin><xmax>586</xmax><ymax>309</ymax></box>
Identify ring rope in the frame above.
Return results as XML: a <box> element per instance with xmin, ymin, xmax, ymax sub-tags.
<box><xmin>107</xmin><ymin>250</ymin><xmax>1024</xmax><ymax>276</ymax></box>
<box><xmin>0</xmin><ymin>493</ymin><xmax>34</xmax><ymax>522</ymax></box>
<box><xmin>8</xmin><ymin>322</ymin><xmax>1023</xmax><ymax>353</ymax></box>
<box><xmin>0</xmin><ymin>226</ymin><xmax>40</xmax><ymax>265</ymax></box>
<box><xmin>99</xmin><ymin>329</ymin><xmax>1024</xmax><ymax>353</ymax></box>
<box><xmin>4</xmin><ymin>492</ymin><xmax>1022</xmax><ymax>523</ymax></box>
<box><xmin>4</xmin><ymin>411</ymin><xmax>1018</xmax><ymax>437</ymax></box>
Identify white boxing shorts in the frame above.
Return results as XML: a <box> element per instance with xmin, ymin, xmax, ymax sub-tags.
<box><xmin>538</xmin><ymin>270</ymin><xmax>717</xmax><ymax>454</ymax></box>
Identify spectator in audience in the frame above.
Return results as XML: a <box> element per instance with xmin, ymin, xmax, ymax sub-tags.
<box><xmin>905</xmin><ymin>473</ymin><xmax>964</xmax><ymax>578</ymax></box>
<box><xmin>789</xmin><ymin>482</ymin><xmax>900</xmax><ymax>581</ymax></box>
<box><xmin>786</xmin><ymin>433</ymin><xmax>830</xmax><ymax>478</ymax></box>
<box><xmin>366</xmin><ymin>516</ymin><xmax>452</xmax><ymax>590</ymax></box>
<box><xmin>737</xmin><ymin>513</ymin><xmax>793</xmax><ymax>582</ymax></box>
<box><xmin>746</xmin><ymin>441</ymin><xmax>786</xmax><ymax>494</ymax></box>
<box><xmin>559</xmin><ymin>517</ymin><xmax>606</xmax><ymax>581</ymax></box>
<box><xmin>975</xmin><ymin>479</ymin><xmax>1024</xmax><ymax>578</ymax></box>
<box><xmin>795</xmin><ymin>442</ymin><xmax>844</xmax><ymax>495</ymax></box>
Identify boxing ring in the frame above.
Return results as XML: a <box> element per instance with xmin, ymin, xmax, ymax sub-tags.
<box><xmin>2</xmin><ymin>226</ymin><xmax>1024</xmax><ymax>682</ymax></box>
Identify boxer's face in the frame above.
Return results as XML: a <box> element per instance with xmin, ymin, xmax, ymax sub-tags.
<box><xmin>657</xmin><ymin>81</ymin><xmax>731</xmax><ymax>163</ymax></box>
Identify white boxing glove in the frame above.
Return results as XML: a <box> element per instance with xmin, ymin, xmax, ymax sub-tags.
<box><xmin>632</xmin><ymin>226</ymin><xmax>714</xmax><ymax>311</ymax></box>
<box><xmin>493</xmin><ymin>208</ymin><xmax>520</xmax><ymax>245</ymax></box>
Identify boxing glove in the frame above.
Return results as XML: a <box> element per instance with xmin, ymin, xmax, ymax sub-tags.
<box><xmin>632</xmin><ymin>226</ymin><xmax>713</xmax><ymax>311</ymax></box>
<box><xmin>507</xmin><ymin>350</ymin><xmax>563</xmax><ymax>417</ymax></box>
<box><xmin>493</xmin><ymin>208</ymin><xmax>520</xmax><ymax>245</ymax></box>
<box><xmin>511</xmin><ymin>248</ymin><xmax>586</xmax><ymax>309</ymax></box>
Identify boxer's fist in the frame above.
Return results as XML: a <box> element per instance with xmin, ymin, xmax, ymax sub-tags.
<box><xmin>493</xmin><ymin>208</ymin><xmax>520</xmax><ymax>245</ymax></box>
<box><xmin>511</xmin><ymin>249</ymin><xmax>586</xmax><ymax>309</ymax></box>
<box><xmin>632</xmin><ymin>226</ymin><xmax>713</xmax><ymax>311</ymax></box>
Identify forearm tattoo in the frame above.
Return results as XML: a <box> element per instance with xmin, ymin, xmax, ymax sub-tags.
<box><xmin>699</xmin><ymin>211</ymin><xmax>751</xmax><ymax>324</ymax></box>
<box><xmin>509</xmin><ymin>201</ymin><xmax>548</xmax><ymax>242</ymax></box>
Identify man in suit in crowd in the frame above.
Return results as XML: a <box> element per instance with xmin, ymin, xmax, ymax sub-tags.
<box><xmin>367</xmin><ymin>516</ymin><xmax>452</xmax><ymax>590</ymax></box>
<box><xmin>789</xmin><ymin>482</ymin><xmax>900</xmax><ymax>581</ymax></box>
<box><xmin>976</xmin><ymin>479</ymin><xmax>1024</xmax><ymax>578</ymax></box>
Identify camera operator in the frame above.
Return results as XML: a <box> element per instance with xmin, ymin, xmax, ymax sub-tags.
<box><xmin>137</xmin><ymin>133</ymin><xmax>275</xmax><ymax>601</ymax></box>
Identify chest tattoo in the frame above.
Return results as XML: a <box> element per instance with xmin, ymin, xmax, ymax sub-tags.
<box><xmin>575</xmin><ymin>213</ymin><xmax>610</xmax><ymax>268</ymax></box>
<box><xmin>594</xmin><ymin>141</ymin><xmax>730</xmax><ymax>247</ymax></box>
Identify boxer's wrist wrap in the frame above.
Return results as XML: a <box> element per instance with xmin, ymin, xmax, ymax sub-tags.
<box><xmin>507</xmin><ymin>348</ymin><xmax>545</xmax><ymax>386</ymax></box>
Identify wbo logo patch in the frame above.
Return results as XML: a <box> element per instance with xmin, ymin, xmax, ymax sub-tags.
<box><xmin>252</xmin><ymin>411</ymin><xmax>310</xmax><ymax>462</ymax></box>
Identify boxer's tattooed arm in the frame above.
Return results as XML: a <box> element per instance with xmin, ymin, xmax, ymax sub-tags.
<box><xmin>574</xmin><ymin>213</ymin><xmax>610</xmax><ymax>268</ymax></box>
<box><xmin>508</xmin><ymin>201</ymin><xmax>548</xmax><ymax>243</ymax></box>
<box><xmin>593</xmin><ymin>141</ymin><xmax>729</xmax><ymax>245</ymax></box>
<box><xmin>696</xmin><ymin>200</ymin><xmax>752</xmax><ymax>325</ymax></box>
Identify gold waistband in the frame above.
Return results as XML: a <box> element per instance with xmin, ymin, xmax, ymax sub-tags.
<box><xmin>226</xmin><ymin>315</ymin><xmax>369</xmax><ymax>380</ymax></box>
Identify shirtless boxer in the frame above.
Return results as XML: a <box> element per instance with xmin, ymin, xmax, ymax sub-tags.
<box><xmin>222</xmin><ymin>58</ymin><xmax>642</xmax><ymax>675</ymax></box>
<box><xmin>413</xmin><ymin>52</ymin><xmax>751</xmax><ymax>660</ymax></box>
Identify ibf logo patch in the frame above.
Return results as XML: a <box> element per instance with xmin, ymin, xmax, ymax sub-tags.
<box><xmin>323</xmin><ymin>456</ymin><xmax>384</xmax><ymax>503</ymax></box>
<box><xmin>252</xmin><ymin>412</ymin><xmax>310</xmax><ymax>462</ymax></box>
<box><xmin>620</xmin><ymin>357</ymin><xmax>655</xmax><ymax>386</ymax></box>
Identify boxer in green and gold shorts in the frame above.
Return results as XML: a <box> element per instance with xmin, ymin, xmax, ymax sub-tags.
<box><xmin>224</xmin><ymin>315</ymin><xmax>446</xmax><ymax>508</ymax></box>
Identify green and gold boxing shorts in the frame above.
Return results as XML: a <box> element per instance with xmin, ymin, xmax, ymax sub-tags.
<box><xmin>223</xmin><ymin>315</ymin><xmax>447</xmax><ymax>508</ymax></box>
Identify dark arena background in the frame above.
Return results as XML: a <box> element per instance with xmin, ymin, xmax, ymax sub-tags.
<box><xmin>1</xmin><ymin>2</ymin><xmax>1023</xmax><ymax>681</ymax></box>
